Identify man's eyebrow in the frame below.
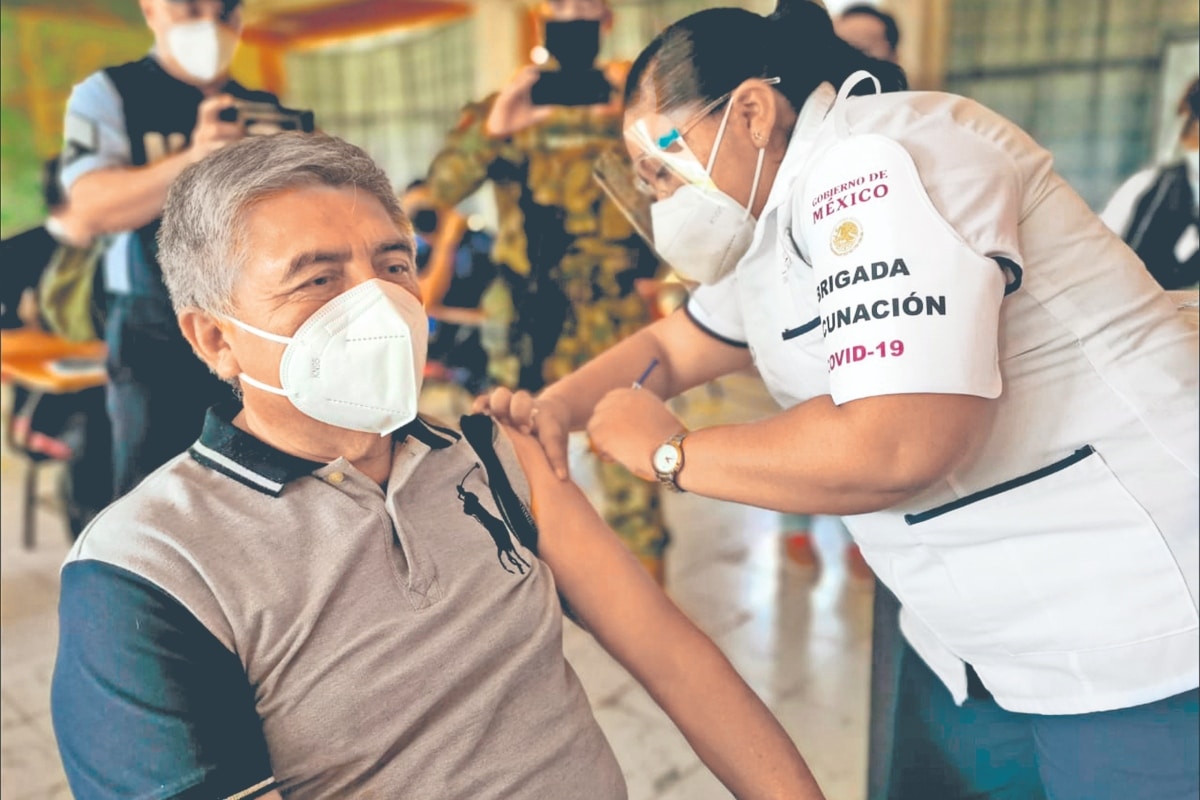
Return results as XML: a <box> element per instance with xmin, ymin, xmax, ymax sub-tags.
<box><xmin>284</xmin><ymin>249</ymin><xmax>351</xmax><ymax>281</ymax></box>
<box><xmin>376</xmin><ymin>239</ymin><xmax>414</xmax><ymax>257</ymax></box>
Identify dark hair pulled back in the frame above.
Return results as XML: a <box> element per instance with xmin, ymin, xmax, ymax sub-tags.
<box><xmin>625</xmin><ymin>0</ymin><xmax>906</xmax><ymax>118</ymax></box>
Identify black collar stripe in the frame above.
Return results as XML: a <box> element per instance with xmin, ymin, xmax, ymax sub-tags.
<box><xmin>190</xmin><ymin>441</ymin><xmax>286</xmax><ymax>497</ymax></box>
<box><xmin>188</xmin><ymin>405</ymin><xmax>460</xmax><ymax>496</ymax></box>
<box><xmin>416</xmin><ymin>417</ymin><xmax>461</xmax><ymax>444</ymax></box>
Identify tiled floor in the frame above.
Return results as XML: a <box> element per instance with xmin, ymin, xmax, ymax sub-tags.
<box><xmin>0</xmin><ymin>373</ymin><xmax>873</xmax><ymax>799</ymax></box>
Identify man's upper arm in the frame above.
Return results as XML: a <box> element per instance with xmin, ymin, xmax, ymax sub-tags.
<box><xmin>52</xmin><ymin>560</ymin><xmax>276</xmax><ymax>800</ymax></box>
<box><xmin>61</xmin><ymin>71</ymin><xmax>131</xmax><ymax>191</ymax></box>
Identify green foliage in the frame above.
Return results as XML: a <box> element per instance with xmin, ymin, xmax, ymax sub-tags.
<box><xmin>0</xmin><ymin>2</ymin><xmax>148</xmax><ymax>237</ymax></box>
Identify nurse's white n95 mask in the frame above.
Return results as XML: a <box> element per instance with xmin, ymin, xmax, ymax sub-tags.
<box><xmin>227</xmin><ymin>279</ymin><xmax>429</xmax><ymax>435</ymax></box>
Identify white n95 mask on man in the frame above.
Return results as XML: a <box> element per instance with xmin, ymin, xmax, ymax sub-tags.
<box><xmin>228</xmin><ymin>279</ymin><xmax>429</xmax><ymax>435</ymax></box>
<box><xmin>166</xmin><ymin>20</ymin><xmax>239</xmax><ymax>84</ymax></box>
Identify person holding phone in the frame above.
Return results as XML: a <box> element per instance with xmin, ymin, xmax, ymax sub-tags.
<box><xmin>425</xmin><ymin>0</ymin><xmax>669</xmax><ymax>582</ymax></box>
<box><xmin>59</xmin><ymin>0</ymin><xmax>305</xmax><ymax>500</ymax></box>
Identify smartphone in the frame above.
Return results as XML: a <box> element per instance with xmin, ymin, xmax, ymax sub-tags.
<box><xmin>530</xmin><ymin>20</ymin><xmax>611</xmax><ymax>107</ymax></box>
<box><xmin>543</xmin><ymin>19</ymin><xmax>600</xmax><ymax>70</ymax></box>
<box><xmin>218</xmin><ymin>101</ymin><xmax>316</xmax><ymax>135</ymax></box>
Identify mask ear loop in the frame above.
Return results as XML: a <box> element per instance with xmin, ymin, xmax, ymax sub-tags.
<box><xmin>706</xmin><ymin>98</ymin><xmax>765</xmax><ymax>217</ymax></box>
<box><xmin>746</xmin><ymin>146</ymin><xmax>766</xmax><ymax>219</ymax></box>
<box><xmin>705</xmin><ymin>101</ymin><xmax>736</xmax><ymax>174</ymax></box>
<box><xmin>223</xmin><ymin>316</ymin><xmax>293</xmax><ymax>395</ymax></box>
<box><xmin>226</xmin><ymin>315</ymin><xmax>293</xmax><ymax>345</ymax></box>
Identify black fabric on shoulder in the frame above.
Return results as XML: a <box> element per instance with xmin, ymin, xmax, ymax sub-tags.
<box><xmin>52</xmin><ymin>560</ymin><xmax>275</xmax><ymax>800</ymax></box>
<box><xmin>459</xmin><ymin>414</ymin><xmax>592</xmax><ymax>626</ymax></box>
<box><xmin>460</xmin><ymin>414</ymin><xmax>538</xmax><ymax>554</ymax></box>
<box><xmin>404</xmin><ymin>416</ymin><xmax>457</xmax><ymax>449</ymax></box>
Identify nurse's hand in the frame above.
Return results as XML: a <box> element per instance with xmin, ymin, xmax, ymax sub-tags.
<box><xmin>588</xmin><ymin>387</ymin><xmax>685</xmax><ymax>481</ymax></box>
<box><xmin>473</xmin><ymin>387</ymin><xmax>573</xmax><ymax>479</ymax></box>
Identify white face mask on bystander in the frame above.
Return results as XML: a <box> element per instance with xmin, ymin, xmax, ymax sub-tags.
<box><xmin>166</xmin><ymin>19</ymin><xmax>239</xmax><ymax>83</ymax></box>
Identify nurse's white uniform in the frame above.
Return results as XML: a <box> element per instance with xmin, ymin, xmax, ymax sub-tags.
<box><xmin>688</xmin><ymin>75</ymin><xmax>1200</xmax><ymax>715</ymax></box>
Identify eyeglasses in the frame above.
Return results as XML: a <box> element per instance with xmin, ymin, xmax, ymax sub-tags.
<box><xmin>628</xmin><ymin>77</ymin><xmax>780</xmax><ymax>199</ymax></box>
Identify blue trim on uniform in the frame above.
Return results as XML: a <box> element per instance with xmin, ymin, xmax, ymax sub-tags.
<box><xmin>52</xmin><ymin>560</ymin><xmax>276</xmax><ymax>800</ymax></box>
<box><xmin>904</xmin><ymin>445</ymin><xmax>1095</xmax><ymax>525</ymax></box>
<box><xmin>996</xmin><ymin>256</ymin><xmax>1023</xmax><ymax>296</ymax></box>
<box><xmin>683</xmin><ymin>303</ymin><xmax>749</xmax><ymax>349</ymax></box>
<box><xmin>781</xmin><ymin>316</ymin><xmax>821</xmax><ymax>341</ymax></box>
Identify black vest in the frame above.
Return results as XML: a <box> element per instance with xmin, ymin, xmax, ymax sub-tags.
<box><xmin>1123</xmin><ymin>162</ymin><xmax>1200</xmax><ymax>290</ymax></box>
<box><xmin>103</xmin><ymin>57</ymin><xmax>280</xmax><ymax>300</ymax></box>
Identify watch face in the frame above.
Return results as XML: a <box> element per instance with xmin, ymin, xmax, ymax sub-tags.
<box><xmin>653</xmin><ymin>444</ymin><xmax>680</xmax><ymax>474</ymax></box>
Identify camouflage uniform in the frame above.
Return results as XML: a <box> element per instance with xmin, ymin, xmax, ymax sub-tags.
<box><xmin>427</xmin><ymin>95</ymin><xmax>668</xmax><ymax>574</ymax></box>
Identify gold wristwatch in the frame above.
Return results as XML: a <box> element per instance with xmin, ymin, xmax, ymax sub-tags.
<box><xmin>651</xmin><ymin>432</ymin><xmax>687</xmax><ymax>492</ymax></box>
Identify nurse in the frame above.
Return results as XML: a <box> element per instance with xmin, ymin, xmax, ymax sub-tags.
<box><xmin>478</xmin><ymin>2</ymin><xmax>1200</xmax><ymax>798</ymax></box>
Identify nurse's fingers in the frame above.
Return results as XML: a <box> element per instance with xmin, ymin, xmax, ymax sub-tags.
<box><xmin>509</xmin><ymin>391</ymin><xmax>537</xmax><ymax>434</ymax></box>
<box><xmin>532</xmin><ymin>403</ymin><xmax>572</xmax><ymax>480</ymax></box>
<box><xmin>473</xmin><ymin>386</ymin><xmax>514</xmax><ymax>420</ymax></box>
<box><xmin>473</xmin><ymin>387</ymin><xmax>571</xmax><ymax>478</ymax></box>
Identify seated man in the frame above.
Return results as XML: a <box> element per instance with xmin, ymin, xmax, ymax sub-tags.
<box><xmin>50</xmin><ymin>133</ymin><xmax>823</xmax><ymax>800</ymax></box>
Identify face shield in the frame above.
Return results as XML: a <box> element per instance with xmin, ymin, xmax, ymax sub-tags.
<box><xmin>593</xmin><ymin>77</ymin><xmax>778</xmax><ymax>284</ymax></box>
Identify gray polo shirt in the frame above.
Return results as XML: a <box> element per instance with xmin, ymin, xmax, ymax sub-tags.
<box><xmin>51</xmin><ymin>403</ymin><xmax>626</xmax><ymax>799</ymax></box>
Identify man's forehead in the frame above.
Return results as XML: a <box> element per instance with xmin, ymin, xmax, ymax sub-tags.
<box><xmin>245</xmin><ymin>186</ymin><xmax>409</xmax><ymax>238</ymax></box>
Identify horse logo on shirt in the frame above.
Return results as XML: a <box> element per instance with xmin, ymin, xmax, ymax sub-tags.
<box><xmin>457</xmin><ymin>463</ymin><xmax>531</xmax><ymax>575</ymax></box>
<box><xmin>830</xmin><ymin>219</ymin><xmax>863</xmax><ymax>256</ymax></box>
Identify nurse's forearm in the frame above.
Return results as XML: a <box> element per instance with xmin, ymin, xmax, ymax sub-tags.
<box><xmin>539</xmin><ymin>327</ymin><xmax>670</xmax><ymax>431</ymax></box>
<box><xmin>676</xmin><ymin>393</ymin><xmax>994</xmax><ymax>515</ymax></box>
<box><xmin>540</xmin><ymin>309</ymin><xmax>752</xmax><ymax>431</ymax></box>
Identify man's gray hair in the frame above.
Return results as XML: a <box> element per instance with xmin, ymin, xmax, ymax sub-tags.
<box><xmin>158</xmin><ymin>132</ymin><xmax>406</xmax><ymax>314</ymax></box>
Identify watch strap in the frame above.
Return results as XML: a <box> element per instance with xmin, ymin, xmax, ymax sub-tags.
<box><xmin>655</xmin><ymin>432</ymin><xmax>687</xmax><ymax>493</ymax></box>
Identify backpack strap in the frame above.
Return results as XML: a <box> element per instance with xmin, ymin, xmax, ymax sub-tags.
<box><xmin>459</xmin><ymin>413</ymin><xmax>539</xmax><ymax>556</ymax></box>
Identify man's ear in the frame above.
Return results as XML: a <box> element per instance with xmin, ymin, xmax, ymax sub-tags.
<box><xmin>732</xmin><ymin>79</ymin><xmax>780</xmax><ymax>146</ymax></box>
<box><xmin>178</xmin><ymin>308</ymin><xmax>241</xmax><ymax>381</ymax></box>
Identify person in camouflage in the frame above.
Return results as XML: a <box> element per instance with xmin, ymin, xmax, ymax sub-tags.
<box><xmin>425</xmin><ymin>0</ymin><xmax>668</xmax><ymax>580</ymax></box>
